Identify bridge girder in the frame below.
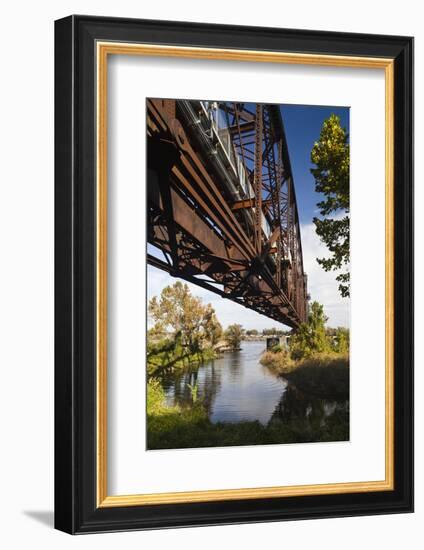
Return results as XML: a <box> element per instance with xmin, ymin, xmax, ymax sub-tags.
<box><xmin>147</xmin><ymin>98</ymin><xmax>308</xmax><ymax>328</ymax></box>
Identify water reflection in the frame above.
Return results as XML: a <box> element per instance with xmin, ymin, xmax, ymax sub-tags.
<box><xmin>161</xmin><ymin>341</ymin><xmax>348</xmax><ymax>430</ymax></box>
<box><xmin>269</xmin><ymin>383</ymin><xmax>348</xmax><ymax>432</ymax></box>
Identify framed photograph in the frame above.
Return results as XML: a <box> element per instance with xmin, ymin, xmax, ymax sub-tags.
<box><xmin>54</xmin><ymin>15</ymin><xmax>413</xmax><ymax>533</ymax></box>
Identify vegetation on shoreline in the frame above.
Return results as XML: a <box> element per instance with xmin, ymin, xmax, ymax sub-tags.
<box><xmin>147</xmin><ymin>291</ymin><xmax>350</xmax><ymax>449</ymax></box>
<box><xmin>223</xmin><ymin>323</ymin><xmax>244</xmax><ymax>351</ymax></box>
<box><xmin>261</xmin><ymin>352</ymin><xmax>349</xmax><ymax>399</ymax></box>
<box><xmin>147</xmin><ymin>335</ymin><xmax>217</xmax><ymax>377</ymax></box>
<box><xmin>260</xmin><ymin>301</ymin><xmax>349</xmax><ymax>399</ymax></box>
<box><xmin>148</xmin><ymin>281</ymin><xmax>223</xmax><ymax>377</ymax></box>
<box><xmin>148</xmin><ymin>283</ymin><xmax>248</xmax><ymax>377</ymax></box>
<box><xmin>145</xmin><ymin>112</ymin><xmax>352</xmax><ymax>450</ymax></box>
<box><xmin>147</xmin><ymin>378</ymin><xmax>348</xmax><ymax>450</ymax></box>
<box><xmin>287</xmin><ymin>355</ymin><xmax>348</xmax><ymax>399</ymax></box>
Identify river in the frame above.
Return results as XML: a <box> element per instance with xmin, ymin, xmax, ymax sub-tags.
<box><xmin>161</xmin><ymin>340</ymin><xmax>348</xmax><ymax>428</ymax></box>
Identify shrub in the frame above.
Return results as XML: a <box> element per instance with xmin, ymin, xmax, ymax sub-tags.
<box><xmin>289</xmin><ymin>302</ymin><xmax>334</xmax><ymax>360</ymax></box>
<box><xmin>285</xmin><ymin>353</ymin><xmax>349</xmax><ymax>399</ymax></box>
<box><xmin>260</xmin><ymin>347</ymin><xmax>294</xmax><ymax>373</ymax></box>
<box><xmin>270</xmin><ymin>344</ymin><xmax>283</xmax><ymax>353</ymax></box>
<box><xmin>224</xmin><ymin>324</ymin><xmax>244</xmax><ymax>350</ymax></box>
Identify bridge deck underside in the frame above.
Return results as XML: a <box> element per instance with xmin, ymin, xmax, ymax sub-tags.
<box><xmin>147</xmin><ymin>99</ymin><xmax>308</xmax><ymax>329</ymax></box>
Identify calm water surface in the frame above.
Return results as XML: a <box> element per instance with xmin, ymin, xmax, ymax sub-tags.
<box><xmin>162</xmin><ymin>341</ymin><xmax>347</xmax><ymax>426</ymax></box>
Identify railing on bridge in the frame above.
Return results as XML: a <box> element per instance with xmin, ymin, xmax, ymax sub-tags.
<box><xmin>147</xmin><ymin>99</ymin><xmax>308</xmax><ymax>328</ymax></box>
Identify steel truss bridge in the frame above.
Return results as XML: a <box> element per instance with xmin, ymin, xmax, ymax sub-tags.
<box><xmin>147</xmin><ymin>99</ymin><xmax>308</xmax><ymax>328</ymax></box>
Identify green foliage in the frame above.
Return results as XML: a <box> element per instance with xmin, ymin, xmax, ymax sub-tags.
<box><xmin>147</xmin><ymin>332</ymin><xmax>183</xmax><ymax>375</ymax></box>
<box><xmin>262</xmin><ymin>302</ymin><xmax>349</xmax><ymax>374</ymax></box>
<box><xmin>146</xmin><ymin>377</ymin><xmax>349</xmax><ymax>449</ymax></box>
<box><xmin>283</xmin><ymin>354</ymin><xmax>349</xmax><ymax>399</ymax></box>
<box><xmin>270</xmin><ymin>344</ymin><xmax>282</xmax><ymax>353</ymax></box>
<box><xmin>203</xmin><ymin>304</ymin><xmax>223</xmax><ymax>346</ymax></box>
<box><xmin>311</xmin><ymin>114</ymin><xmax>350</xmax><ymax>297</ymax></box>
<box><xmin>332</xmin><ymin>327</ymin><xmax>350</xmax><ymax>354</ymax></box>
<box><xmin>262</xmin><ymin>327</ymin><xmax>285</xmax><ymax>336</ymax></box>
<box><xmin>147</xmin><ymin>336</ymin><xmax>216</xmax><ymax>378</ymax></box>
<box><xmin>146</xmin><ymin>378</ymin><xmax>168</xmax><ymax>415</ymax></box>
<box><xmin>261</xmin><ymin>302</ymin><xmax>349</xmax><ymax>398</ymax></box>
<box><xmin>260</xmin><ymin>347</ymin><xmax>295</xmax><ymax>373</ymax></box>
<box><xmin>224</xmin><ymin>323</ymin><xmax>244</xmax><ymax>350</ymax></box>
<box><xmin>187</xmin><ymin>382</ymin><xmax>199</xmax><ymax>403</ymax></box>
<box><xmin>261</xmin><ymin>348</ymin><xmax>349</xmax><ymax>398</ymax></box>
<box><xmin>246</xmin><ymin>329</ymin><xmax>259</xmax><ymax>336</ymax></box>
<box><xmin>148</xmin><ymin>281</ymin><xmax>222</xmax><ymax>354</ymax></box>
<box><xmin>289</xmin><ymin>301</ymin><xmax>331</xmax><ymax>360</ymax></box>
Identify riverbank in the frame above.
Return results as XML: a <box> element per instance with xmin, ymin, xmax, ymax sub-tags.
<box><xmin>260</xmin><ymin>351</ymin><xmax>349</xmax><ymax>399</ymax></box>
<box><xmin>147</xmin><ymin>339</ymin><xmax>218</xmax><ymax>377</ymax></box>
<box><xmin>147</xmin><ymin>377</ymin><xmax>349</xmax><ymax>450</ymax></box>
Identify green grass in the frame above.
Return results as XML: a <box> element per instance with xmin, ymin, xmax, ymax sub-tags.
<box><xmin>147</xmin><ymin>339</ymin><xmax>217</xmax><ymax>377</ymax></box>
<box><xmin>261</xmin><ymin>351</ymin><xmax>349</xmax><ymax>399</ymax></box>
<box><xmin>285</xmin><ymin>354</ymin><xmax>349</xmax><ymax>399</ymax></box>
<box><xmin>260</xmin><ymin>348</ymin><xmax>295</xmax><ymax>373</ymax></box>
<box><xmin>146</xmin><ymin>379</ymin><xmax>349</xmax><ymax>450</ymax></box>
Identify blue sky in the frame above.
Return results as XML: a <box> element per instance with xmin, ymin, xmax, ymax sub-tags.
<box><xmin>280</xmin><ymin>104</ymin><xmax>349</xmax><ymax>226</ymax></box>
<box><xmin>148</xmin><ymin>103</ymin><xmax>350</xmax><ymax>330</ymax></box>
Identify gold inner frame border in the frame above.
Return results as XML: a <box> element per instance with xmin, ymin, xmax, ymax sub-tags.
<box><xmin>96</xmin><ymin>41</ymin><xmax>394</xmax><ymax>508</ymax></box>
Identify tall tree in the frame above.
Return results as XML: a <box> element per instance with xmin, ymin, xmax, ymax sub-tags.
<box><xmin>289</xmin><ymin>301</ymin><xmax>330</xmax><ymax>360</ymax></box>
<box><xmin>311</xmin><ymin>114</ymin><xmax>350</xmax><ymax>297</ymax></box>
<box><xmin>224</xmin><ymin>324</ymin><xmax>244</xmax><ymax>350</ymax></box>
<box><xmin>148</xmin><ymin>281</ymin><xmax>221</xmax><ymax>352</ymax></box>
<box><xmin>202</xmin><ymin>304</ymin><xmax>223</xmax><ymax>346</ymax></box>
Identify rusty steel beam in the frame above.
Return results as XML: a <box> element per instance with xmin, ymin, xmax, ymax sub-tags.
<box><xmin>231</xmin><ymin>198</ymin><xmax>273</xmax><ymax>211</ymax></box>
<box><xmin>146</xmin><ymin>98</ymin><xmax>308</xmax><ymax>328</ymax></box>
<box><xmin>227</xmin><ymin>120</ymin><xmax>256</xmax><ymax>135</ymax></box>
<box><xmin>254</xmin><ymin>104</ymin><xmax>263</xmax><ymax>255</ymax></box>
<box><xmin>231</xmin><ymin>198</ymin><xmax>254</xmax><ymax>211</ymax></box>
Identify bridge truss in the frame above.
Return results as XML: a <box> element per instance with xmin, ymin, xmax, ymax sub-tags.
<box><xmin>147</xmin><ymin>99</ymin><xmax>308</xmax><ymax>328</ymax></box>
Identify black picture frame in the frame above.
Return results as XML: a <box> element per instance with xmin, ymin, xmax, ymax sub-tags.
<box><xmin>55</xmin><ymin>15</ymin><xmax>414</xmax><ymax>534</ymax></box>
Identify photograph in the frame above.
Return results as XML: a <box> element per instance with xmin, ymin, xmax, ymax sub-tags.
<box><xmin>146</xmin><ymin>98</ymin><xmax>350</xmax><ymax>450</ymax></box>
<box><xmin>51</xmin><ymin>13</ymin><xmax>413</xmax><ymax>535</ymax></box>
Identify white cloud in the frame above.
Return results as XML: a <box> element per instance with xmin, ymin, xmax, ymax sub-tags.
<box><xmin>147</xmin><ymin>265</ymin><xmax>281</xmax><ymax>330</ymax></box>
<box><xmin>147</xmin><ymin>225</ymin><xmax>350</xmax><ymax>330</ymax></box>
<box><xmin>300</xmin><ymin>222</ymin><xmax>350</xmax><ymax>328</ymax></box>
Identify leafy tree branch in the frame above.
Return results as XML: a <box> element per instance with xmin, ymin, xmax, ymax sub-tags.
<box><xmin>311</xmin><ymin>114</ymin><xmax>350</xmax><ymax>297</ymax></box>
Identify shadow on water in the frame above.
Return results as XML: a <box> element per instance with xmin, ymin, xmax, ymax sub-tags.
<box><xmin>269</xmin><ymin>382</ymin><xmax>349</xmax><ymax>434</ymax></box>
